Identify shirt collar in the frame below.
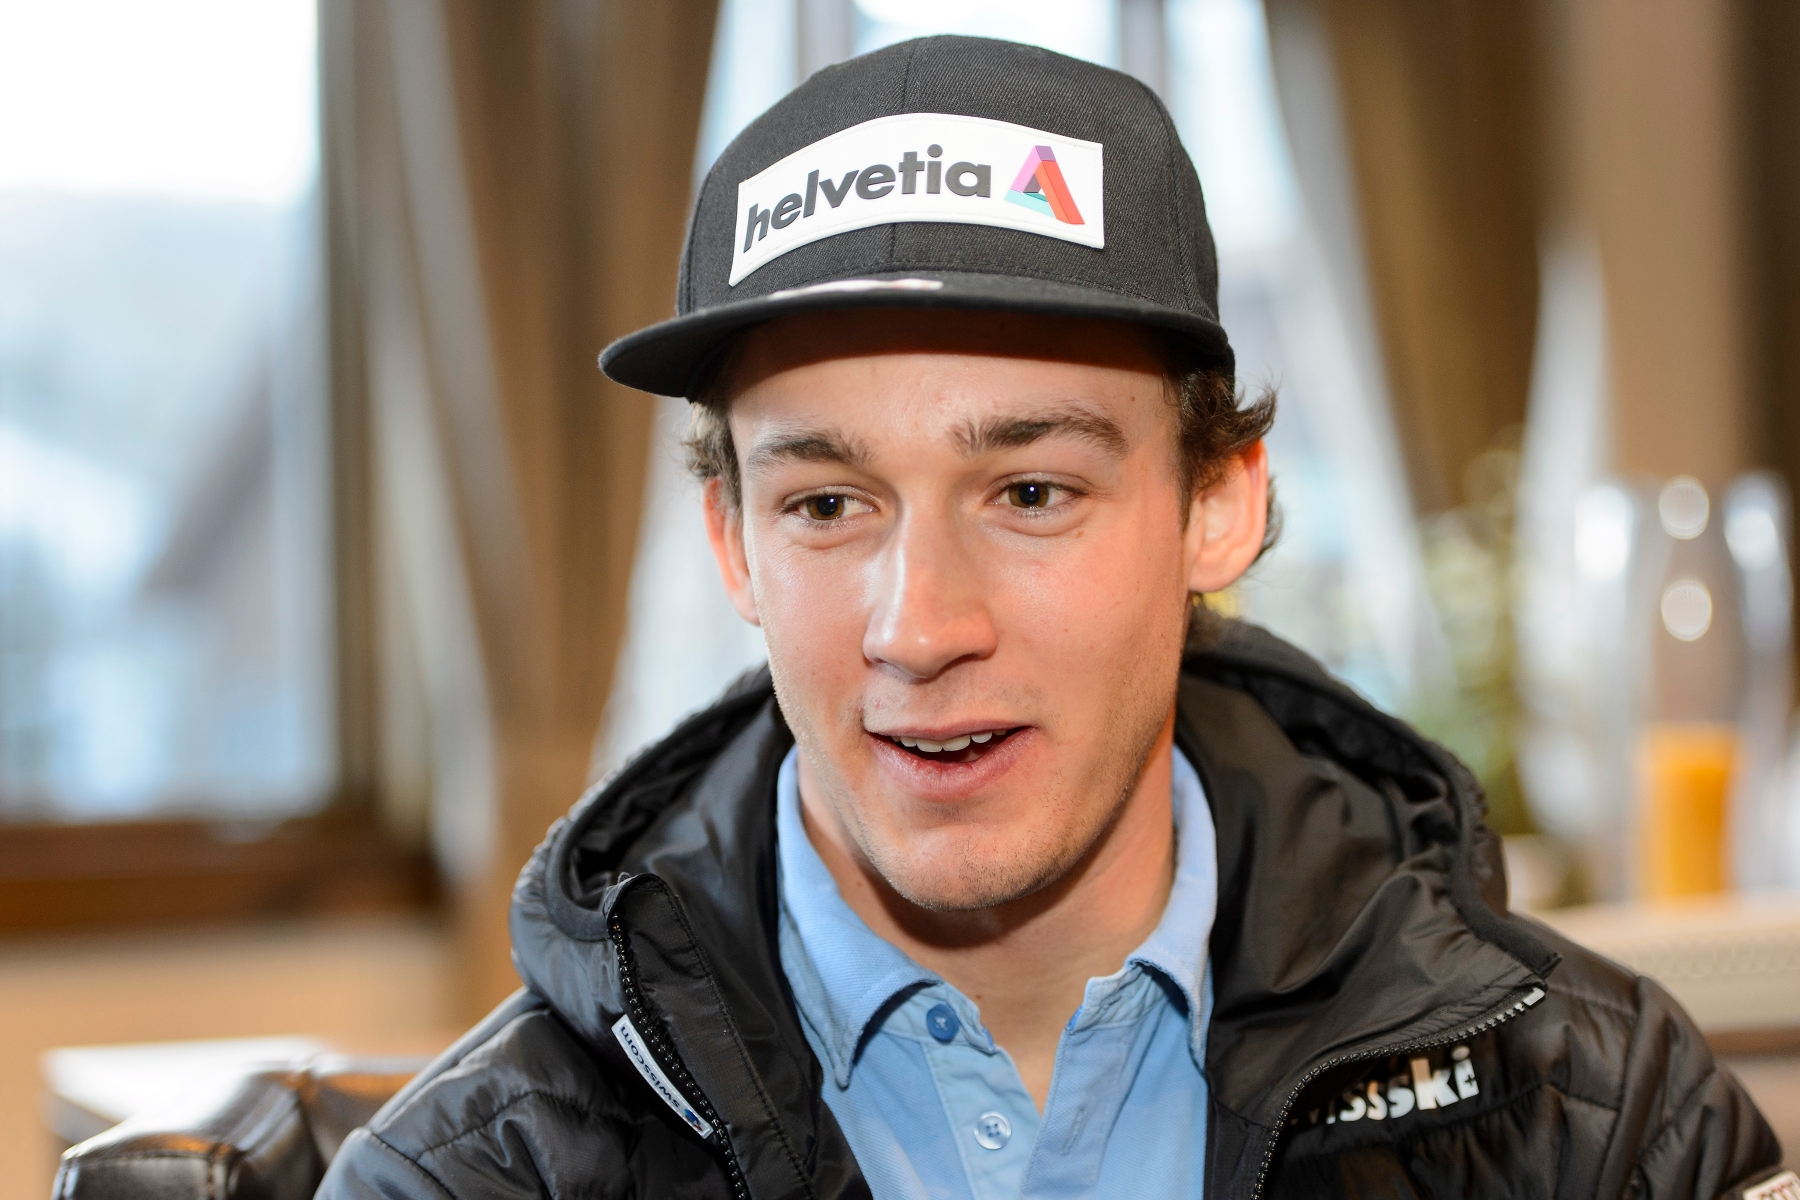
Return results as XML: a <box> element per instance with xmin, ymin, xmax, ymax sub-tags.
<box><xmin>775</xmin><ymin>749</ymin><xmax>938</xmax><ymax>1088</ymax></box>
<box><xmin>775</xmin><ymin>743</ymin><xmax>1217</xmax><ymax>1086</ymax></box>
<box><xmin>1127</xmin><ymin>745</ymin><xmax>1217</xmax><ymax>1064</ymax></box>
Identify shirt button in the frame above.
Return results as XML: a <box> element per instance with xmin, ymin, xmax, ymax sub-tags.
<box><xmin>926</xmin><ymin>1003</ymin><xmax>960</xmax><ymax>1042</ymax></box>
<box><xmin>974</xmin><ymin>1111</ymin><xmax>1012</xmax><ymax>1150</ymax></box>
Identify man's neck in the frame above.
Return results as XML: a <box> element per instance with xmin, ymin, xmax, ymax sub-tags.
<box><xmin>797</xmin><ymin>714</ymin><xmax>1179</xmax><ymax>1110</ymax></box>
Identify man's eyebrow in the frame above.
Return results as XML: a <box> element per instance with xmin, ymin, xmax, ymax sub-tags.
<box><xmin>954</xmin><ymin>407</ymin><xmax>1130</xmax><ymax>459</ymax></box>
<box><xmin>744</xmin><ymin>426</ymin><xmax>874</xmax><ymax>477</ymax></box>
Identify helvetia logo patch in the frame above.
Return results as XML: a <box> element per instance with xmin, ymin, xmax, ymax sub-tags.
<box><xmin>730</xmin><ymin>113</ymin><xmax>1104</xmax><ymax>285</ymax></box>
<box><xmin>612</xmin><ymin>1014</ymin><xmax>715</xmax><ymax>1139</ymax></box>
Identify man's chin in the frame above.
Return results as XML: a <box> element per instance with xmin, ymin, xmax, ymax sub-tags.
<box><xmin>891</xmin><ymin>880</ymin><xmax>1027</xmax><ymax>914</ymax></box>
<box><xmin>872</xmin><ymin>840</ymin><xmax>1074</xmax><ymax>914</ymax></box>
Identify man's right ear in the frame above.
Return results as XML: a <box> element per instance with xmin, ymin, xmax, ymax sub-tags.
<box><xmin>702</xmin><ymin>478</ymin><xmax>762</xmax><ymax>626</ymax></box>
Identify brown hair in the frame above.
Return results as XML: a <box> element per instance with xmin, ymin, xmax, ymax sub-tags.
<box><xmin>685</xmin><ymin>328</ymin><xmax>1278</xmax><ymax>558</ymax></box>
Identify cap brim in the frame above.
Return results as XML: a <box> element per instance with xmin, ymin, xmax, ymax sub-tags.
<box><xmin>599</xmin><ymin>270</ymin><xmax>1234</xmax><ymax>398</ymax></box>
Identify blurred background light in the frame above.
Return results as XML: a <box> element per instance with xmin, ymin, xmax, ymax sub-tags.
<box><xmin>1662</xmin><ymin>579</ymin><xmax>1715</xmax><ymax>642</ymax></box>
<box><xmin>1660</xmin><ymin>475</ymin><xmax>1711</xmax><ymax>541</ymax></box>
<box><xmin>1728</xmin><ymin>501</ymin><xmax>1782</xmax><ymax>572</ymax></box>
<box><xmin>1575</xmin><ymin>485</ymin><xmax>1634</xmax><ymax>581</ymax></box>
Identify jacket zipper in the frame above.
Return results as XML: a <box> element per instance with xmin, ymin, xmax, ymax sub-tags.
<box><xmin>1248</xmin><ymin>983</ymin><xmax>1547</xmax><ymax>1200</ymax></box>
<box><xmin>608</xmin><ymin>914</ymin><xmax>751</xmax><ymax>1200</ymax></box>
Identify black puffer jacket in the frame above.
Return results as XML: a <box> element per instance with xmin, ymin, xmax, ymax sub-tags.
<box><xmin>320</xmin><ymin>622</ymin><xmax>1783</xmax><ymax>1199</ymax></box>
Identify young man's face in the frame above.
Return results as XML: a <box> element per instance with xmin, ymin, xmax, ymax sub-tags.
<box><xmin>705</xmin><ymin>309</ymin><xmax>1266</xmax><ymax>913</ymax></box>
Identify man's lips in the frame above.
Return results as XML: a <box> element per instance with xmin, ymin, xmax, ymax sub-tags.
<box><xmin>863</xmin><ymin>724</ymin><xmax>1035</xmax><ymax>797</ymax></box>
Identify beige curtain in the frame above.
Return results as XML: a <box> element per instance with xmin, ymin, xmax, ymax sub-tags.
<box><xmin>325</xmin><ymin>0</ymin><xmax>719</xmax><ymax>1014</ymax></box>
<box><xmin>1743</xmin><ymin>0</ymin><xmax>1800</xmax><ymax>686</ymax></box>
<box><xmin>1269</xmin><ymin>0</ymin><xmax>1541</xmax><ymax>515</ymax></box>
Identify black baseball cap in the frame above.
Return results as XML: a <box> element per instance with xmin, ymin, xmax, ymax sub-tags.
<box><xmin>599</xmin><ymin>35</ymin><xmax>1232</xmax><ymax>398</ymax></box>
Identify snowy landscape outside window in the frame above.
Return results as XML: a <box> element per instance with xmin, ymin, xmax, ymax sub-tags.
<box><xmin>0</xmin><ymin>0</ymin><xmax>334</xmax><ymax>820</ymax></box>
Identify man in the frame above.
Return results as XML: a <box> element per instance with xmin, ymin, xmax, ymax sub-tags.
<box><xmin>324</xmin><ymin>35</ymin><xmax>1784</xmax><ymax>1199</ymax></box>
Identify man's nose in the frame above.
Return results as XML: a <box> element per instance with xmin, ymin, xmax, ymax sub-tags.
<box><xmin>862</xmin><ymin>510</ymin><xmax>997</xmax><ymax>680</ymax></box>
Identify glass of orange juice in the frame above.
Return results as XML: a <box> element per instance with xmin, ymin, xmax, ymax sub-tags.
<box><xmin>1637</xmin><ymin>723</ymin><xmax>1737</xmax><ymax>898</ymax></box>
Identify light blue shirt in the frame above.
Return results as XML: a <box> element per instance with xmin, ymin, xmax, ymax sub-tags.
<box><xmin>775</xmin><ymin>745</ymin><xmax>1217</xmax><ymax>1200</ymax></box>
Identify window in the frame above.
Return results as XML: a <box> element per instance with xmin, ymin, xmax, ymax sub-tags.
<box><xmin>0</xmin><ymin>0</ymin><xmax>333</xmax><ymax>821</ymax></box>
<box><xmin>1164</xmin><ymin>0</ymin><xmax>1437</xmax><ymax>711</ymax></box>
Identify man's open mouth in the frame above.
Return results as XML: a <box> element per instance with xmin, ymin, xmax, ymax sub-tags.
<box><xmin>879</xmin><ymin>728</ymin><xmax>1019</xmax><ymax>764</ymax></box>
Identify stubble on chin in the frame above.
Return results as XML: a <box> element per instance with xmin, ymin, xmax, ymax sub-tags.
<box><xmin>825</xmin><ymin>704</ymin><xmax>1171</xmax><ymax>916</ymax></box>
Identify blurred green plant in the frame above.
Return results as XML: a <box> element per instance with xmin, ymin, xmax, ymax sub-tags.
<box><xmin>1408</xmin><ymin>430</ymin><xmax>1537</xmax><ymax>837</ymax></box>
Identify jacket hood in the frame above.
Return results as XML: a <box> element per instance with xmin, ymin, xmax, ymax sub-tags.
<box><xmin>507</xmin><ymin>619</ymin><xmax>1558</xmax><ymax>1194</ymax></box>
<box><xmin>510</xmin><ymin>663</ymin><xmax>794</xmax><ymax>1047</ymax></box>
<box><xmin>1176</xmin><ymin>621</ymin><xmax>1556</xmax><ymax>1185</ymax></box>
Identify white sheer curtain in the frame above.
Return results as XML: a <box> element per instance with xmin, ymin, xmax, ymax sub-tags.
<box><xmin>591</xmin><ymin>396</ymin><xmax>768</xmax><ymax>781</ymax></box>
<box><xmin>1178</xmin><ymin>0</ymin><xmax>1448</xmax><ymax>710</ymax></box>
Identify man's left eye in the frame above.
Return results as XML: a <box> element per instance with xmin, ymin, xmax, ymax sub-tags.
<box><xmin>1006</xmin><ymin>482</ymin><xmax>1055</xmax><ymax>509</ymax></box>
<box><xmin>801</xmin><ymin>494</ymin><xmax>850</xmax><ymax>520</ymax></box>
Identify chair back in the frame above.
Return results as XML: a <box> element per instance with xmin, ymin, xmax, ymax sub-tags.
<box><xmin>51</xmin><ymin>1056</ymin><xmax>420</xmax><ymax>1200</ymax></box>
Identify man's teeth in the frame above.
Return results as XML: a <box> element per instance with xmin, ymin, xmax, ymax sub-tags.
<box><xmin>892</xmin><ymin>731</ymin><xmax>1005</xmax><ymax>753</ymax></box>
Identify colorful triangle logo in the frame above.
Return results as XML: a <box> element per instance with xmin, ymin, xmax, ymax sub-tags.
<box><xmin>1005</xmin><ymin>145</ymin><xmax>1085</xmax><ymax>225</ymax></box>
